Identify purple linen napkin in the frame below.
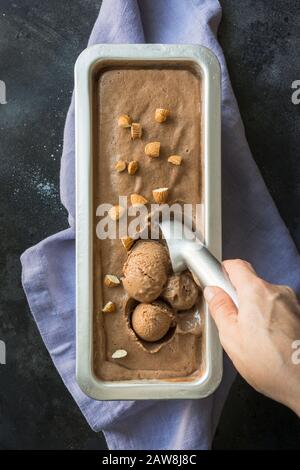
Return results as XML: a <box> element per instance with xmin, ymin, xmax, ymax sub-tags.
<box><xmin>21</xmin><ymin>0</ymin><xmax>300</xmax><ymax>450</ymax></box>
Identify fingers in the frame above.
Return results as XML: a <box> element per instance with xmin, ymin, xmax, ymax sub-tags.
<box><xmin>204</xmin><ymin>286</ymin><xmax>238</xmax><ymax>339</ymax></box>
<box><xmin>222</xmin><ymin>259</ymin><xmax>258</xmax><ymax>294</ymax></box>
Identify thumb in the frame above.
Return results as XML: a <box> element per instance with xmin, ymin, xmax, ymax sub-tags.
<box><xmin>204</xmin><ymin>286</ymin><xmax>238</xmax><ymax>338</ymax></box>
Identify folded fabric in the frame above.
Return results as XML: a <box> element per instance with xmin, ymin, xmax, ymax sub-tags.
<box><xmin>21</xmin><ymin>0</ymin><xmax>300</xmax><ymax>450</ymax></box>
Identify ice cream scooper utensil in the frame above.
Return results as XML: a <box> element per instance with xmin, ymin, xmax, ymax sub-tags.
<box><xmin>159</xmin><ymin>219</ymin><xmax>238</xmax><ymax>307</ymax></box>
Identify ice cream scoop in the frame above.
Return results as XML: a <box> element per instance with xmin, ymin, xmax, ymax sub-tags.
<box><xmin>162</xmin><ymin>272</ymin><xmax>199</xmax><ymax>311</ymax></box>
<box><xmin>159</xmin><ymin>219</ymin><xmax>238</xmax><ymax>306</ymax></box>
<box><xmin>131</xmin><ymin>301</ymin><xmax>175</xmax><ymax>342</ymax></box>
<box><xmin>123</xmin><ymin>241</ymin><xmax>170</xmax><ymax>303</ymax></box>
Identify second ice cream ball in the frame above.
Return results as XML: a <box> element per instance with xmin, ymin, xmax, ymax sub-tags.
<box><xmin>162</xmin><ymin>272</ymin><xmax>199</xmax><ymax>311</ymax></box>
<box><xmin>122</xmin><ymin>241</ymin><xmax>170</xmax><ymax>303</ymax></box>
<box><xmin>131</xmin><ymin>301</ymin><xmax>175</xmax><ymax>342</ymax></box>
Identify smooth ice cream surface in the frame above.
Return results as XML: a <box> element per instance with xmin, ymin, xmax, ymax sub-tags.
<box><xmin>162</xmin><ymin>272</ymin><xmax>199</xmax><ymax>311</ymax></box>
<box><xmin>131</xmin><ymin>301</ymin><xmax>175</xmax><ymax>342</ymax></box>
<box><xmin>123</xmin><ymin>241</ymin><xmax>170</xmax><ymax>303</ymax></box>
<box><xmin>93</xmin><ymin>65</ymin><xmax>204</xmax><ymax>381</ymax></box>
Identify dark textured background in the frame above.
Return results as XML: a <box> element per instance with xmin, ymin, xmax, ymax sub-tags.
<box><xmin>0</xmin><ymin>0</ymin><xmax>299</xmax><ymax>450</ymax></box>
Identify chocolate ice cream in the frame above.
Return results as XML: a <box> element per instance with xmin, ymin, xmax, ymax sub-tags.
<box><xmin>123</xmin><ymin>241</ymin><xmax>170</xmax><ymax>303</ymax></box>
<box><xmin>93</xmin><ymin>65</ymin><xmax>204</xmax><ymax>381</ymax></box>
<box><xmin>162</xmin><ymin>272</ymin><xmax>199</xmax><ymax>311</ymax></box>
<box><xmin>131</xmin><ymin>301</ymin><xmax>175</xmax><ymax>342</ymax></box>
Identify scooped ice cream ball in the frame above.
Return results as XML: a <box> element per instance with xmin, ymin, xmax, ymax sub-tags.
<box><xmin>161</xmin><ymin>272</ymin><xmax>199</xmax><ymax>311</ymax></box>
<box><xmin>123</xmin><ymin>241</ymin><xmax>170</xmax><ymax>303</ymax></box>
<box><xmin>131</xmin><ymin>301</ymin><xmax>175</xmax><ymax>342</ymax></box>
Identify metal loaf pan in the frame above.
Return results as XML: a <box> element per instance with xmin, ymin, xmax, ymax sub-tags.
<box><xmin>75</xmin><ymin>44</ymin><xmax>222</xmax><ymax>400</ymax></box>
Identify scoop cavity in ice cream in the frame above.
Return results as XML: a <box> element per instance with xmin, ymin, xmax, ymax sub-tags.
<box><xmin>161</xmin><ymin>272</ymin><xmax>199</xmax><ymax>311</ymax></box>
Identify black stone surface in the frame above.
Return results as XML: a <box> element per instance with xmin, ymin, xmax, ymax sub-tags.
<box><xmin>0</xmin><ymin>0</ymin><xmax>299</xmax><ymax>450</ymax></box>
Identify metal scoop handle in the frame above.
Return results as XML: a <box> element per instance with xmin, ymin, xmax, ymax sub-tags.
<box><xmin>183</xmin><ymin>244</ymin><xmax>238</xmax><ymax>307</ymax></box>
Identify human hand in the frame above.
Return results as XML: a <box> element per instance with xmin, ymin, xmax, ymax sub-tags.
<box><xmin>204</xmin><ymin>260</ymin><xmax>300</xmax><ymax>416</ymax></box>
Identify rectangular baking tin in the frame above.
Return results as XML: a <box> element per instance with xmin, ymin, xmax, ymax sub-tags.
<box><xmin>75</xmin><ymin>44</ymin><xmax>222</xmax><ymax>400</ymax></box>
